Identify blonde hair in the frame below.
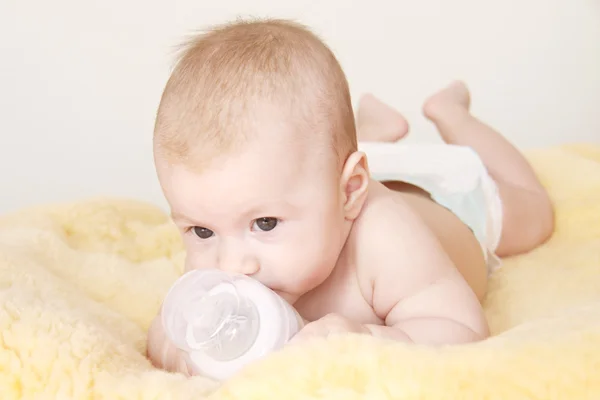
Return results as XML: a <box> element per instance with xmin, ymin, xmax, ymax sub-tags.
<box><xmin>153</xmin><ymin>18</ymin><xmax>357</xmax><ymax>170</ymax></box>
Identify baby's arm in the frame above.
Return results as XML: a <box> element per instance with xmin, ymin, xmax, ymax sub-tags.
<box><xmin>368</xmin><ymin>269</ymin><xmax>489</xmax><ymax>344</ymax></box>
<box><xmin>360</xmin><ymin>202</ymin><xmax>489</xmax><ymax>344</ymax></box>
<box><xmin>147</xmin><ymin>311</ymin><xmax>193</xmax><ymax>375</ymax></box>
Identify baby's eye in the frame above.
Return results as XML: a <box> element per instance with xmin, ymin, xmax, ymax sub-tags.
<box><xmin>253</xmin><ymin>217</ymin><xmax>278</xmax><ymax>232</ymax></box>
<box><xmin>193</xmin><ymin>226</ymin><xmax>214</xmax><ymax>239</ymax></box>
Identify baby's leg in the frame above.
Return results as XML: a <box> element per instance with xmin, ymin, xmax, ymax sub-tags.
<box><xmin>423</xmin><ymin>81</ymin><xmax>554</xmax><ymax>256</ymax></box>
<box><xmin>356</xmin><ymin>94</ymin><xmax>409</xmax><ymax>142</ymax></box>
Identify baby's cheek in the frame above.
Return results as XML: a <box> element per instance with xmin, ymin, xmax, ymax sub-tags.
<box><xmin>183</xmin><ymin>254</ymin><xmax>195</xmax><ymax>272</ymax></box>
<box><xmin>290</xmin><ymin>247</ymin><xmax>333</xmax><ymax>287</ymax></box>
<box><xmin>265</xmin><ymin>246</ymin><xmax>308</xmax><ymax>280</ymax></box>
<box><xmin>304</xmin><ymin>267</ymin><xmax>330</xmax><ymax>288</ymax></box>
<box><xmin>184</xmin><ymin>247</ymin><xmax>213</xmax><ymax>271</ymax></box>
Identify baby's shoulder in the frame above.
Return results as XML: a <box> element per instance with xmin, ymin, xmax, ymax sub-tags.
<box><xmin>349</xmin><ymin>181</ymin><xmax>437</xmax><ymax>275</ymax></box>
<box><xmin>354</xmin><ymin>183</ymin><xmax>416</xmax><ymax>231</ymax></box>
<box><xmin>345</xmin><ymin>180</ymin><xmax>465</xmax><ymax>307</ymax></box>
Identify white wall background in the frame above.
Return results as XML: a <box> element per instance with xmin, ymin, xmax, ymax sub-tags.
<box><xmin>1</xmin><ymin>0</ymin><xmax>599</xmax><ymax>214</ymax></box>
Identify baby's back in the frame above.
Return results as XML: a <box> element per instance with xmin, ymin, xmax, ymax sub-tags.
<box><xmin>295</xmin><ymin>179</ymin><xmax>489</xmax><ymax>325</ymax></box>
<box><xmin>369</xmin><ymin>180</ymin><xmax>488</xmax><ymax>300</ymax></box>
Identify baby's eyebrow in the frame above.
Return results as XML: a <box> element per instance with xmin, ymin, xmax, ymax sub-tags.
<box><xmin>239</xmin><ymin>200</ymin><xmax>299</xmax><ymax>219</ymax></box>
<box><xmin>170</xmin><ymin>212</ymin><xmax>202</xmax><ymax>225</ymax></box>
<box><xmin>170</xmin><ymin>211</ymin><xmax>185</xmax><ymax>221</ymax></box>
<box><xmin>169</xmin><ymin>199</ymin><xmax>299</xmax><ymax>227</ymax></box>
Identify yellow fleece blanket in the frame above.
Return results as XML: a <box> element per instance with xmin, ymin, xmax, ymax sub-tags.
<box><xmin>1</xmin><ymin>144</ymin><xmax>600</xmax><ymax>400</ymax></box>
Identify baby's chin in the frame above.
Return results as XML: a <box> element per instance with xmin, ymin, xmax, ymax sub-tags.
<box><xmin>273</xmin><ymin>289</ymin><xmax>300</xmax><ymax>305</ymax></box>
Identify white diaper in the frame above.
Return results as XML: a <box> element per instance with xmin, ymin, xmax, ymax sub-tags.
<box><xmin>358</xmin><ymin>142</ymin><xmax>503</xmax><ymax>273</ymax></box>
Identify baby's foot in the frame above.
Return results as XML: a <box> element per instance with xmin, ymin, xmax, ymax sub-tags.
<box><xmin>423</xmin><ymin>80</ymin><xmax>471</xmax><ymax>122</ymax></box>
<box><xmin>356</xmin><ymin>94</ymin><xmax>409</xmax><ymax>142</ymax></box>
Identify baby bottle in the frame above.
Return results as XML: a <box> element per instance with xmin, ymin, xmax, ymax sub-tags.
<box><xmin>161</xmin><ymin>268</ymin><xmax>304</xmax><ymax>381</ymax></box>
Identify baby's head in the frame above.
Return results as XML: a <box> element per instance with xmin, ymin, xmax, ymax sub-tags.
<box><xmin>153</xmin><ymin>19</ymin><xmax>369</xmax><ymax>304</ymax></box>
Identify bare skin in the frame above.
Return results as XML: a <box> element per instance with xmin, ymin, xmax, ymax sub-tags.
<box><xmin>147</xmin><ymin>81</ymin><xmax>554</xmax><ymax>374</ymax></box>
<box><xmin>293</xmin><ymin>82</ymin><xmax>553</xmax><ymax>343</ymax></box>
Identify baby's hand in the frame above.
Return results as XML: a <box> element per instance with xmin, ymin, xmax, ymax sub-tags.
<box><xmin>147</xmin><ymin>313</ymin><xmax>194</xmax><ymax>376</ymax></box>
<box><xmin>289</xmin><ymin>313</ymin><xmax>370</xmax><ymax>345</ymax></box>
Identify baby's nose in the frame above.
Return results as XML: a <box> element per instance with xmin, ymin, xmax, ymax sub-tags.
<box><xmin>220</xmin><ymin>257</ymin><xmax>259</xmax><ymax>276</ymax></box>
<box><xmin>217</xmin><ymin>244</ymin><xmax>259</xmax><ymax>276</ymax></box>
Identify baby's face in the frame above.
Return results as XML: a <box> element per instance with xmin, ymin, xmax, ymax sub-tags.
<box><xmin>158</xmin><ymin>136</ymin><xmax>349</xmax><ymax>304</ymax></box>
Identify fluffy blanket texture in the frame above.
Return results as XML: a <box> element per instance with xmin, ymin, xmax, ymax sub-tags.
<box><xmin>1</xmin><ymin>144</ymin><xmax>600</xmax><ymax>400</ymax></box>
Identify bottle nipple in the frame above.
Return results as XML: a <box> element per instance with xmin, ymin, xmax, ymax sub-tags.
<box><xmin>161</xmin><ymin>269</ymin><xmax>260</xmax><ymax>361</ymax></box>
<box><xmin>161</xmin><ymin>269</ymin><xmax>304</xmax><ymax>380</ymax></box>
<box><xmin>182</xmin><ymin>282</ymin><xmax>260</xmax><ymax>361</ymax></box>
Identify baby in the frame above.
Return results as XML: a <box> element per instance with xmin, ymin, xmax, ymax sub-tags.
<box><xmin>147</xmin><ymin>19</ymin><xmax>554</xmax><ymax>375</ymax></box>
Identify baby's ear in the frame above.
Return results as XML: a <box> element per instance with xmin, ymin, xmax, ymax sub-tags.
<box><xmin>340</xmin><ymin>151</ymin><xmax>370</xmax><ymax>220</ymax></box>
